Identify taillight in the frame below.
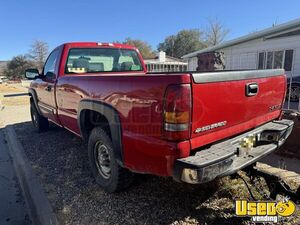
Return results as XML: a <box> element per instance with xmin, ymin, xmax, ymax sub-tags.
<box><xmin>162</xmin><ymin>84</ymin><xmax>191</xmax><ymax>141</ymax></box>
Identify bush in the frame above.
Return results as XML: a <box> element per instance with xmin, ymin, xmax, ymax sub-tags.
<box><xmin>4</xmin><ymin>55</ymin><xmax>34</xmax><ymax>80</ymax></box>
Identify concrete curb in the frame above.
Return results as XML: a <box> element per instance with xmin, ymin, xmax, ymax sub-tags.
<box><xmin>4</xmin><ymin>125</ymin><xmax>60</xmax><ymax>225</ymax></box>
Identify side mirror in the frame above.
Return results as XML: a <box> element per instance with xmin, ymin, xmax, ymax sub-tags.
<box><xmin>25</xmin><ymin>68</ymin><xmax>40</xmax><ymax>80</ymax></box>
<box><xmin>45</xmin><ymin>71</ymin><xmax>55</xmax><ymax>79</ymax></box>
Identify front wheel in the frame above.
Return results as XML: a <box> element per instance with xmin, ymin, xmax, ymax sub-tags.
<box><xmin>88</xmin><ymin>127</ymin><xmax>134</xmax><ymax>192</ymax></box>
<box><xmin>30</xmin><ymin>100</ymin><xmax>49</xmax><ymax>132</ymax></box>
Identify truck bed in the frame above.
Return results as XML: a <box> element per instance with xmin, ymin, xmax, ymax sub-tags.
<box><xmin>148</xmin><ymin>69</ymin><xmax>285</xmax><ymax>150</ymax></box>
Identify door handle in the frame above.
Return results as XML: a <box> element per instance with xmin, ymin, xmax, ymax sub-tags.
<box><xmin>246</xmin><ymin>83</ymin><xmax>259</xmax><ymax>96</ymax></box>
<box><xmin>45</xmin><ymin>86</ymin><xmax>52</xmax><ymax>92</ymax></box>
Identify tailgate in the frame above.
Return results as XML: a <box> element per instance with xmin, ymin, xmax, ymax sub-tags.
<box><xmin>190</xmin><ymin>69</ymin><xmax>286</xmax><ymax>148</ymax></box>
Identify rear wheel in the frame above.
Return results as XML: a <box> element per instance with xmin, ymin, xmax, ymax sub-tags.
<box><xmin>88</xmin><ymin>127</ymin><xmax>134</xmax><ymax>192</ymax></box>
<box><xmin>30</xmin><ymin>100</ymin><xmax>49</xmax><ymax>132</ymax></box>
<box><xmin>286</xmin><ymin>84</ymin><xmax>300</xmax><ymax>102</ymax></box>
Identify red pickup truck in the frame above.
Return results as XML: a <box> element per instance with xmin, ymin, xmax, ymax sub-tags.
<box><xmin>25</xmin><ymin>42</ymin><xmax>294</xmax><ymax>192</ymax></box>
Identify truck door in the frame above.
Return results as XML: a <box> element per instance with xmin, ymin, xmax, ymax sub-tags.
<box><xmin>35</xmin><ymin>47</ymin><xmax>61</xmax><ymax>125</ymax></box>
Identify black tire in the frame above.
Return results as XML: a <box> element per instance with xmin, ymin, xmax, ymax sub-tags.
<box><xmin>286</xmin><ymin>84</ymin><xmax>300</xmax><ymax>102</ymax></box>
<box><xmin>30</xmin><ymin>100</ymin><xmax>49</xmax><ymax>132</ymax></box>
<box><xmin>88</xmin><ymin>127</ymin><xmax>134</xmax><ymax>192</ymax></box>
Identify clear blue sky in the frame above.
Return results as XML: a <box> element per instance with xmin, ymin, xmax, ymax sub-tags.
<box><xmin>1</xmin><ymin>0</ymin><xmax>300</xmax><ymax>60</ymax></box>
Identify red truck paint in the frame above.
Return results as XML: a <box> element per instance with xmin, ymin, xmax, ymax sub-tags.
<box><xmin>190</xmin><ymin>75</ymin><xmax>285</xmax><ymax>149</ymax></box>
<box><xmin>27</xmin><ymin>42</ymin><xmax>292</xmax><ymax>183</ymax></box>
<box><xmin>55</xmin><ymin>73</ymin><xmax>191</xmax><ymax>175</ymax></box>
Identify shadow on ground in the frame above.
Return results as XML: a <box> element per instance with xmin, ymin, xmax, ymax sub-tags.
<box><xmin>12</xmin><ymin>122</ymin><xmax>259</xmax><ymax>225</ymax></box>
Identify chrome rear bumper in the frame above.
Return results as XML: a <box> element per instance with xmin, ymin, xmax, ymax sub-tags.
<box><xmin>173</xmin><ymin>119</ymin><xmax>294</xmax><ymax>184</ymax></box>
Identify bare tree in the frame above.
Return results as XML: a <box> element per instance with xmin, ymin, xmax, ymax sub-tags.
<box><xmin>29</xmin><ymin>40</ymin><xmax>49</xmax><ymax>71</ymax></box>
<box><xmin>204</xmin><ymin>18</ymin><xmax>230</xmax><ymax>46</ymax></box>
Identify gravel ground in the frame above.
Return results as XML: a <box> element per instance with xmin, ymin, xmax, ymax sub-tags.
<box><xmin>14</xmin><ymin>121</ymin><xmax>300</xmax><ymax>225</ymax></box>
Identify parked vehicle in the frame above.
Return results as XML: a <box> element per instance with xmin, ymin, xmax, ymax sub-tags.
<box><xmin>26</xmin><ymin>42</ymin><xmax>294</xmax><ymax>192</ymax></box>
<box><xmin>0</xmin><ymin>76</ymin><xmax>5</xmax><ymax>84</ymax></box>
<box><xmin>287</xmin><ymin>76</ymin><xmax>300</xmax><ymax>102</ymax></box>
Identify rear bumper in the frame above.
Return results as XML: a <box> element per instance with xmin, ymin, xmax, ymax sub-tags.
<box><xmin>173</xmin><ymin>119</ymin><xmax>294</xmax><ymax>184</ymax></box>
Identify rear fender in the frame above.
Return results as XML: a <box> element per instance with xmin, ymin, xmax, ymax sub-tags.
<box><xmin>78</xmin><ymin>100</ymin><xmax>123</xmax><ymax>165</ymax></box>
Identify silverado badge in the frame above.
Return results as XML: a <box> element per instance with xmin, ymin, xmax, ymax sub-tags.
<box><xmin>194</xmin><ymin>121</ymin><xmax>227</xmax><ymax>133</ymax></box>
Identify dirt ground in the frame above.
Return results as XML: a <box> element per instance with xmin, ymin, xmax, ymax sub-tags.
<box><xmin>0</xmin><ymin>83</ymin><xmax>29</xmax><ymax>107</ymax></box>
<box><xmin>13</xmin><ymin>121</ymin><xmax>300</xmax><ymax>225</ymax></box>
<box><xmin>12</xmin><ymin>122</ymin><xmax>267</xmax><ymax>225</ymax></box>
<box><xmin>0</xmin><ymin>83</ymin><xmax>27</xmax><ymax>93</ymax></box>
<box><xmin>0</xmin><ymin>84</ymin><xmax>299</xmax><ymax>225</ymax></box>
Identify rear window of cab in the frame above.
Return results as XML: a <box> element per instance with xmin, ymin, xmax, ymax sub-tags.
<box><xmin>65</xmin><ymin>48</ymin><xmax>143</xmax><ymax>74</ymax></box>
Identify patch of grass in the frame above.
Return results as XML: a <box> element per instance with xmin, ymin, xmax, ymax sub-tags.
<box><xmin>217</xmin><ymin>173</ymin><xmax>270</xmax><ymax>201</ymax></box>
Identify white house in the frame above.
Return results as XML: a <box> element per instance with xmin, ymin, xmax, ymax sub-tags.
<box><xmin>144</xmin><ymin>51</ymin><xmax>188</xmax><ymax>72</ymax></box>
<box><xmin>182</xmin><ymin>18</ymin><xmax>300</xmax><ymax>81</ymax></box>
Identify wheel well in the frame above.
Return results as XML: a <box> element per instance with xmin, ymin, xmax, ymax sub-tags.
<box><xmin>81</xmin><ymin>110</ymin><xmax>111</xmax><ymax>140</ymax></box>
<box><xmin>29</xmin><ymin>94</ymin><xmax>37</xmax><ymax>110</ymax></box>
<box><xmin>29</xmin><ymin>92</ymin><xmax>36</xmax><ymax>107</ymax></box>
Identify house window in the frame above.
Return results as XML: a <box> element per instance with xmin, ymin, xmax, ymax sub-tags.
<box><xmin>266</xmin><ymin>52</ymin><xmax>273</xmax><ymax>69</ymax></box>
<box><xmin>274</xmin><ymin>51</ymin><xmax>284</xmax><ymax>69</ymax></box>
<box><xmin>258</xmin><ymin>52</ymin><xmax>265</xmax><ymax>69</ymax></box>
<box><xmin>257</xmin><ymin>49</ymin><xmax>294</xmax><ymax>71</ymax></box>
<box><xmin>284</xmin><ymin>50</ymin><xmax>293</xmax><ymax>71</ymax></box>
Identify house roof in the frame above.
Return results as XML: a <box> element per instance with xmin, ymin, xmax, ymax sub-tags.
<box><xmin>182</xmin><ymin>18</ymin><xmax>300</xmax><ymax>59</ymax></box>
